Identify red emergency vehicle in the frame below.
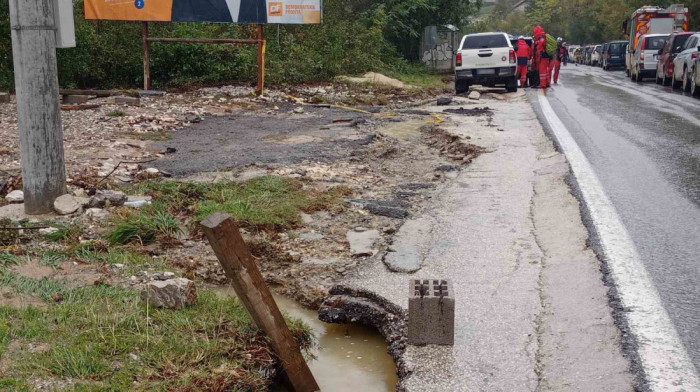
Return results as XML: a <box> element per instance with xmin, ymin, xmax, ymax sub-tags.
<box><xmin>624</xmin><ymin>4</ymin><xmax>689</xmax><ymax>75</ymax></box>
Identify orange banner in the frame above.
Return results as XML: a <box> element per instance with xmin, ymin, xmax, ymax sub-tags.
<box><xmin>85</xmin><ymin>0</ymin><xmax>173</xmax><ymax>22</ymax></box>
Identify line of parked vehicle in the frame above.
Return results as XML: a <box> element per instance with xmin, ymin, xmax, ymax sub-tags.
<box><xmin>572</xmin><ymin>32</ymin><xmax>700</xmax><ymax>97</ymax></box>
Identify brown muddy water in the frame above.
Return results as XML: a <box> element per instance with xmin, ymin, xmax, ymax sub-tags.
<box><xmin>215</xmin><ymin>287</ymin><xmax>398</xmax><ymax>391</ymax></box>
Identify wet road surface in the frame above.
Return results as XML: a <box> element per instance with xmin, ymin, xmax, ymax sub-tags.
<box><xmin>529</xmin><ymin>64</ymin><xmax>700</xmax><ymax>373</ymax></box>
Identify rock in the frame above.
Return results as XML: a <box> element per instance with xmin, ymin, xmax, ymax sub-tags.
<box><xmin>468</xmin><ymin>91</ymin><xmax>481</xmax><ymax>100</ymax></box>
<box><xmin>346</xmin><ymin>229</ymin><xmax>380</xmax><ymax>257</ymax></box>
<box><xmin>299</xmin><ymin>232</ymin><xmax>324</xmax><ymax>240</ymax></box>
<box><xmin>145</xmin><ymin>168</ymin><xmax>160</xmax><ymax>175</ymax></box>
<box><xmin>140</xmin><ymin>278</ymin><xmax>197</xmax><ymax>309</ymax></box>
<box><xmin>435</xmin><ymin>165</ymin><xmax>457</xmax><ymax>172</ymax></box>
<box><xmin>5</xmin><ymin>190</ymin><xmax>23</xmax><ymax>203</ymax></box>
<box><xmin>350</xmin><ymin>118</ymin><xmax>367</xmax><ymax>127</ymax></box>
<box><xmin>293</xmin><ymin>106</ymin><xmax>305</xmax><ymax>114</ymax></box>
<box><xmin>53</xmin><ymin>194</ymin><xmax>80</xmax><ymax>215</ymax></box>
<box><xmin>124</xmin><ymin>197</ymin><xmax>151</xmax><ymax>208</ymax></box>
<box><xmin>88</xmin><ymin>190</ymin><xmax>127</xmax><ymax>208</ymax></box>
<box><xmin>39</xmin><ymin>227</ymin><xmax>59</xmax><ymax>235</ymax></box>
<box><xmin>300</xmin><ymin>212</ymin><xmax>314</xmax><ymax>224</ymax></box>
<box><xmin>437</xmin><ymin>97</ymin><xmax>452</xmax><ymax>106</ymax></box>
<box><xmin>186</xmin><ymin>114</ymin><xmax>202</xmax><ymax>123</ymax></box>
<box><xmin>85</xmin><ymin>208</ymin><xmax>110</xmax><ymax>220</ymax></box>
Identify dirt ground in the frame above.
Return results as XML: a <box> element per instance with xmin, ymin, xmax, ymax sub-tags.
<box><xmin>0</xmin><ymin>80</ymin><xmax>490</xmax><ymax>310</ymax></box>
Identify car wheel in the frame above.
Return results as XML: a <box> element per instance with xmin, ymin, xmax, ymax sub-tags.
<box><xmin>682</xmin><ymin>68</ymin><xmax>690</xmax><ymax>92</ymax></box>
<box><xmin>505</xmin><ymin>77</ymin><xmax>518</xmax><ymax>93</ymax></box>
<box><xmin>455</xmin><ymin>80</ymin><xmax>468</xmax><ymax>95</ymax></box>
<box><xmin>662</xmin><ymin>69</ymin><xmax>670</xmax><ymax>86</ymax></box>
<box><xmin>671</xmin><ymin>71</ymin><xmax>681</xmax><ymax>89</ymax></box>
<box><xmin>691</xmin><ymin>68</ymin><xmax>700</xmax><ymax>97</ymax></box>
<box><xmin>636</xmin><ymin>67</ymin><xmax>643</xmax><ymax>82</ymax></box>
<box><xmin>656</xmin><ymin>68</ymin><xmax>663</xmax><ymax>84</ymax></box>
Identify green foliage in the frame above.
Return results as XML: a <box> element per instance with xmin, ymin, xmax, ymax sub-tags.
<box><xmin>0</xmin><ymin>251</ymin><xmax>21</xmax><ymax>268</ymax></box>
<box><xmin>0</xmin><ymin>0</ymin><xmax>477</xmax><ymax>90</ymax></box>
<box><xmin>107</xmin><ymin>110</ymin><xmax>125</xmax><ymax>117</ymax></box>
<box><xmin>0</xmin><ymin>274</ymin><xmax>314</xmax><ymax>390</ymax></box>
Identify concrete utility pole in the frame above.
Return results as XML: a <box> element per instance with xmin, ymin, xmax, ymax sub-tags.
<box><xmin>9</xmin><ymin>0</ymin><xmax>67</xmax><ymax>214</ymax></box>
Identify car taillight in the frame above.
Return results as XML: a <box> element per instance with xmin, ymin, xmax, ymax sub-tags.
<box><xmin>509</xmin><ymin>49</ymin><xmax>516</xmax><ymax>64</ymax></box>
<box><xmin>456</xmin><ymin>52</ymin><xmax>462</xmax><ymax>67</ymax></box>
<box><xmin>640</xmin><ymin>52</ymin><xmax>645</xmax><ymax>61</ymax></box>
<box><xmin>693</xmin><ymin>52</ymin><xmax>699</xmax><ymax>60</ymax></box>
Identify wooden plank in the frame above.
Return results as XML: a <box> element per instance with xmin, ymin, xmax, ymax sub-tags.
<box><xmin>200</xmin><ymin>213</ymin><xmax>319</xmax><ymax>392</ymax></box>
<box><xmin>142</xmin><ymin>22</ymin><xmax>151</xmax><ymax>91</ymax></box>
<box><xmin>59</xmin><ymin>89</ymin><xmax>118</xmax><ymax>97</ymax></box>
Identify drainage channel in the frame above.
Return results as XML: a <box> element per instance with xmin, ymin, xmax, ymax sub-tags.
<box><xmin>215</xmin><ymin>287</ymin><xmax>398</xmax><ymax>391</ymax></box>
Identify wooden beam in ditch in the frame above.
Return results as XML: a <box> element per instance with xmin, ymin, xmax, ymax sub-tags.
<box><xmin>200</xmin><ymin>212</ymin><xmax>319</xmax><ymax>392</ymax></box>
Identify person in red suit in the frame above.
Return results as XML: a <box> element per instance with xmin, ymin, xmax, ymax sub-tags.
<box><xmin>550</xmin><ymin>38</ymin><xmax>566</xmax><ymax>84</ymax></box>
<box><xmin>533</xmin><ymin>25</ymin><xmax>550</xmax><ymax>89</ymax></box>
<box><xmin>515</xmin><ymin>36</ymin><xmax>531</xmax><ymax>87</ymax></box>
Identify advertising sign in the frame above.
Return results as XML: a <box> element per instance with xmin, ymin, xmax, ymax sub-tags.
<box><xmin>85</xmin><ymin>0</ymin><xmax>322</xmax><ymax>24</ymax></box>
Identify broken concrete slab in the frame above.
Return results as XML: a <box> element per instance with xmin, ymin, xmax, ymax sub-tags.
<box><xmin>347</xmin><ymin>229</ymin><xmax>380</xmax><ymax>257</ymax></box>
<box><xmin>140</xmin><ymin>278</ymin><xmax>197</xmax><ymax>309</ymax></box>
<box><xmin>347</xmin><ymin>199</ymin><xmax>410</xmax><ymax>219</ymax></box>
<box><xmin>383</xmin><ymin>217</ymin><xmax>434</xmax><ymax>273</ymax></box>
<box><xmin>5</xmin><ymin>190</ymin><xmax>23</xmax><ymax>203</ymax></box>
<box><xmin>53</xmin><ymin>194</ymin><xmax>80</xmax><ymax>215</ymax></box>
<box><xmin>62</xmin><ymin>95</ymin><xmax>90</xmax><ymax>105</ymax></box>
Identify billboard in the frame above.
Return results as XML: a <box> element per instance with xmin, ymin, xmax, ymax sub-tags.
<box><xmin>84</xmin><ymin>0</ymin><xmax>322</xmax><ymax>24</ymax></box>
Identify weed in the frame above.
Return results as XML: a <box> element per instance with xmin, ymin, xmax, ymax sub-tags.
<box><xmin>106</xmin><ymin>109</ymin><xmax>125</xmax><ymax>117</ymax></box>
<box><xmin>0</xmin><ymin>250</ymin><xmax>20</xmax><ymax>268</ymax></box>
<box><xmin>39</xmin><ymin>251</ymin><xmax>67</xmax><ymax>269</ymax></box>
<box><xmin>43</xmin><ymin>223</ymin><xmax>83</xmax><ymax>244</ymax></box>
<box><xmin>108</xmin><ymin>206</ymin><xmax>180</xmax><ymax>245</ymax></box>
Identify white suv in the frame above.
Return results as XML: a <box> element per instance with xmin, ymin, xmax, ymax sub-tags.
<box><xmin>455</xmin><ymin>32</ymin><xmax>517</xmax><ymax>94</ymax></box>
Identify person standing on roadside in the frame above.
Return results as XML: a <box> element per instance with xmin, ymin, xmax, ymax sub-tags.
<box><xmin>516</xmin><ymin>36</ymin><xmax>531</xmax><ymax>87</ymax></box>
<box><xmin>534</xmin><ymin>25</ymin><xmax>550</xmax><ymax>89</ymax></box>
<box><xmin>551</xmin><ymin>37</ymin><xmax>566</xmax><ymax>84</ymax></box>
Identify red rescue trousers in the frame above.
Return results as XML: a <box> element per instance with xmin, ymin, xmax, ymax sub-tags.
<box><xmin>539</xmin><ymin>58</ymin><xmax>551</xmax><ymax>88</ymax></box>
<box><xmin>551</xmin><ymin>60</ymin><xmax>561</xmax><ymax>83</ymax></box>
<box><xmin>516</xmin><ymin>64</ymin><xmax>528</xmax><ymax>86</ymax></box>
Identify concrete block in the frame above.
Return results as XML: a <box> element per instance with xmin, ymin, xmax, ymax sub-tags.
<box><xmin>408</xmin><ymin>279</ymin><xmax>454</xmax><ymax>346</ymax></box>
<box><xmin>62</xmin><ymin>94</ymin><xmax>90</xmax><ymax>105</ymax></box>
<box><xmin>0</xmin><ymin>93</ymin><xmax>10</xmax><ymax>103</ymax></box>
<box><xmin>114</xmin><ymin>96</ymin><xmax>140</xmax><ymax>106</ymax></box>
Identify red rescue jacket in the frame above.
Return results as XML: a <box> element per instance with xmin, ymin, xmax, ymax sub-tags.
<box><xmin>516</xmin><ymin>39</ymin><xmax>530</xmax><ymax>58</ymax></box>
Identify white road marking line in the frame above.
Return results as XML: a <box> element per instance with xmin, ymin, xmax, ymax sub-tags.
<box><xmin>537</xmin><ymin>89</ymin><xmax>700</xmax><ymax>391</ymax></box>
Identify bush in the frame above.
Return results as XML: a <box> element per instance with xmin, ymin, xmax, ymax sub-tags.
<box><xmin>0</xmin><ymin>0</ymin><xmax>404</xmax><ymax>90</ymax></box>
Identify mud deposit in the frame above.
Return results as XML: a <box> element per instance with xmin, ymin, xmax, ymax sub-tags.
<box><xmin>442</xmin><ymin>106</ymin><xmax>493</xmax><ymax>116</ymax></box>
<box><xmin>216</xmin><ymin>287</ymin><xmax>398</xmax><ymax>392</ymax></box>
<box><xmin>151</xmin><ymin>105</ymin><xmax>373</xmax><ymax>176</ymax></box>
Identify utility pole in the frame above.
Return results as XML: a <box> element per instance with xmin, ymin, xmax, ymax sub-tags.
<box><xmin>9</xmin><ymin>0</ymin><xmax>67</xmax><ymax>214</ymax></box>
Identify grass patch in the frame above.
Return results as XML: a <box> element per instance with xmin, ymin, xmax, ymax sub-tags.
<box><xmin>108</xmin><ymin>205</ymin><xmax>180</xmax><ymax>245</ymax></box>
<box><xmin>0</xmin><ymin>273</ymin><xmax>314</xmax><ymax>391</ymax></box>
<box><xmin>0</xmin><ymin>250</ymin><xmax>21</xmax><ymax>268</ymax></box>
<box><xmin>43</xmin><ymin>223</ymin><xmax>84</xmax><ymax>244</ymax></box>
<box><xmin>131</xmin><ymin>176</ymin><xmax>351</xmax><ymax>231</ymax></box>
<box><xmin>107</xmin><ymin>109</ymin><xmax>125</xmax><ymax>117</ymax></box>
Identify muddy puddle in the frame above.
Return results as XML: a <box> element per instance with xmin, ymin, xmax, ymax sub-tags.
<box><xmin>215</xmin><ymin>287</ymin><xmax>398</xmax><ymax>391</ymax></box>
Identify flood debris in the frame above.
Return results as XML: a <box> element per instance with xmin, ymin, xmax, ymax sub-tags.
<box><xmin>348</xmin><ymin>199</ymin><xmax>410</xmax><ymax>219</ymax></box>
<box><xmin>346</xmin><ymin>229</ymin><xmax>380</xmax><ymax>257</ymax></box>
<box><xmin>436</xmin><ymin>97</ymin><xmax>452</xmax><ymax>106</ymax></box>
<box><xmin>442</xmin><ymin>106</ymin><xmax>492</xmax><ymax>116</ymax></box>
<box><xmin>140</xmin><ymin>277</ymin><xmax>198</xmax><ymax>309</ymax></box>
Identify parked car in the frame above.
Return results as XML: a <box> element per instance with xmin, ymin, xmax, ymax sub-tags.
<box><xmin>656</xmin><ymin>31</ymin><xmax>694</xmax><ymax>85</ymax></box>
<box><xmin>592</xmin><ymin>45</ymin><xmax>603</xmax><ymax>66</ymax></box>
<box><xmin>630</xmin><ymin>34</ymin><xmax>668</xmax><ymax>81</ymax></box>
<box><xmin>601</xmin><ymin>43</ymin><xmax>610</xmax><ymax>67</ymax></box>
<box><xmin>455</xmin><ymin>32</ymin><xmax>517</xmax><ymax>94</ymax></box>
<box><xmin>671</xmin><ymin>32</ymin><xmax>700</xmax><ymax>91</ymax></box>
<box><xmin>603</xmin><ymin>41</ymin><xmax>628</xmax><ymax>70</ymax></box>
<box><xmin>691</xmin><ymin>54</ymin><xmax>700</xmax><ymax>97</ymax></box>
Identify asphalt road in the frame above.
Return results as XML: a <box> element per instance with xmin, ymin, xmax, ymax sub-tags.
<box><xmin>529</xmin><ymin>64</ymin><xmax>700</xmax><ymax>376</ymax></box>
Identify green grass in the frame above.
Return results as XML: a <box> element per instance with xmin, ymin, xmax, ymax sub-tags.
<box><xmin>107</xmin><ymin>110</ymin><xmax>125</xmax><ymax>117</ymax></box>
<box><xmin>43</xmin><ymin>222</ymin><xmax>84</xmax><ymax>244</ymax></box>
<box><xmin>0</xmin><ymin>250</ymin><xmax>21</xmax><ymax>268</ymax></box>
<box><xmin>130</xmin><ymin>176</ymin><xmax>351</xmax><ymax>231</ymax></box>
<box><xmin>0</xmin><ymin>273</ymin><xmax>314</xmax><ymax>391</ymax></box>
<box><xmin>108</xmin><ymin>206</ymin><xmax>180</xmax><ymax>245</ymax></box>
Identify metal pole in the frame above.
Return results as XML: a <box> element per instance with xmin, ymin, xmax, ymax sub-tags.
<box><xmin>8</xmin><ymin>0</ymin><xmax>66</xmax><ymax>214</ymax></box>
<box><xmin>256</xmin><ymin>24</ymin><xmax>265</xmax><ymax>95</ymax></box>
<box><xmin>142</xmin><ymin>22</ymin><xmax>151</xmax><ymax>91</ymax></box>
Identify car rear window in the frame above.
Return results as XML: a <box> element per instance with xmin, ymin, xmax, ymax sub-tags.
<box><xmin>609</xmin><ymin>43</ymin><xmax>625</xmax><ymax>54</ymax></box>
<box><xmin>645</xmin><ymin>36</ymin><xmax>666</xmax><ymax>50</ymax></box>
<box><xmin>463</xmin><ymin>34</ymin><xmax>508</xmax><ymax>49</ymax></box>
<box><xmin>673</xmin><ymin>35</ymin><xmax>690</xmax><ymax>52</ymax></box>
